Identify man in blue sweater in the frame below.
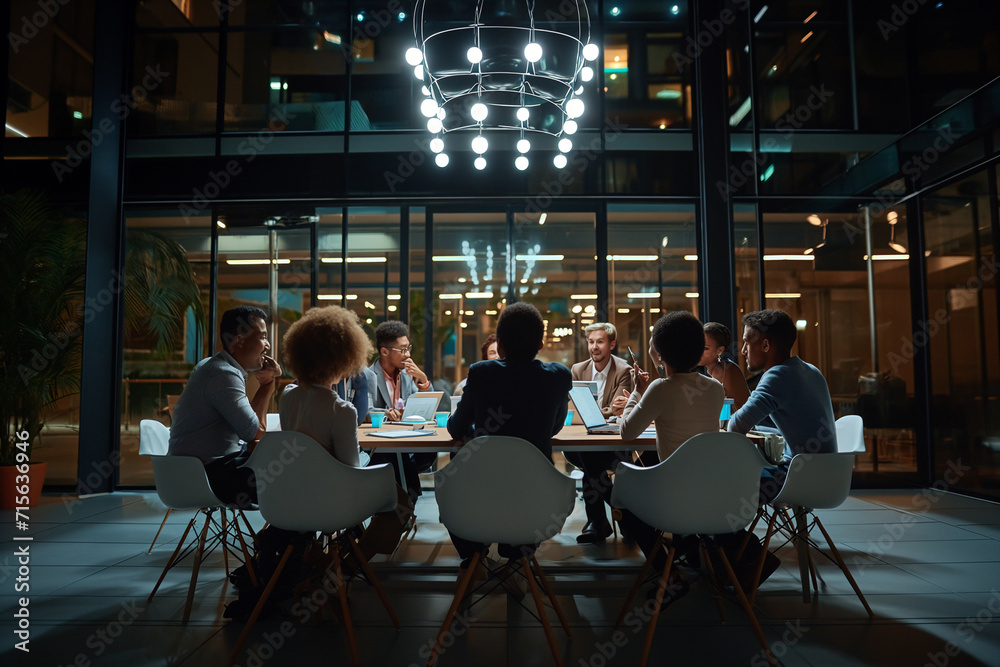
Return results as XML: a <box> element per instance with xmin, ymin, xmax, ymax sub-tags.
<box><xmin>728</xmin><ymin>309</ymin><xmax>838</xmax><ymax>504</ymax></box>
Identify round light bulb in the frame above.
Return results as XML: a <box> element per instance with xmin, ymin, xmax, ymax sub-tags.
<box><xmin>405</xmin><ymin>47</ymin><xmax>423</xmax><ymax>66</ymax></box>
<box><xmin>516</xmin><ymin>138</ymin><xmax>531</xmax><ymax>153</ymax></box>
<box><xmin>553</xmin><ymin>154</ymin><xmax>568</xmax><ymax>168</ymax></box>
<box><xmin>582</xmin><ymin>43</ymin><xmax>599</xmax><ymax>61</ymax></box>
<box><xmin>524</xmin><ymin>42</ymin><xmax>542</xmax><ymax>62</ymax></box>
<box><xmin>467</xmin><ymin>46</ymin><xmax>482</xmax><ymax>64</ymax></box>
<box><xmin>516</xmin><ymin>107</ymin><xmax>530</xmax><ymax>122</ymax></box>
<box><xmin>430</xmin><ymin>137</ymin><xmax>444</xmax><ymax>153</ymax></box>
<box><xmin>436</xmin><ymin>108</ymin><xmax>446</xmax><ymax>119</ymax></box>
<box><xmin>420</xmin><ymin>98</ymin><xmax>439</xmax><ymax>117</ymax></box>
<box><xmin>515</xmin><ymin>156</ymin><xmax>529</xmax><ymax>171</ymax></box>
<box><xmin>575</xmin><ymin>85</ymin><xmax>584</xmax><ymax>95</ymax></box>
<box><xmin>474</xmin><ymin>157</ymin><xmax>487</xmax><ymax>170</ymax></box>
<box><xmin>471</xmin><ymin>135</ymin><xmax>489</xmax><ymax>154</ymax></box>
<box><xmin>471</xmin><ymin>102</ymin><xmax>488</xmax><ymax>122</ymax></box>
<box><xmin>581</xmin><ymin>66</ymin><xmax>594</xmax><ymax>82</ymax></box>
<box><xmin>435</xmin><ymin>153</ymin><xmax>449</xmax><ymax>168</ymax></box>
<box><xmin>566</xmin><ymin>98</ymin><xmax>585</xmax><ymax>119</ymax></box>
<box><xmin>421</xmin><ymin>85</ymin><xmax>430</xmax><ymax>96</ymax></box>
<box><xmin>414</xmin><ymin>64</ymin><xmax>424</xmax><ymax>79</ymax></box>
<box><xmin>426</xmin><ymin>117</ymin><xmax>442</xmax><ymax>133</ymax></box>
<box><xmin>563</xmin><ymin>119</ymin><xmax>578</xmax><ymax>135</ymax></box>
<box><xmin>558</xmin><ymin>138</ymin><xmax>572</xmax><ymax>153</ymax></box>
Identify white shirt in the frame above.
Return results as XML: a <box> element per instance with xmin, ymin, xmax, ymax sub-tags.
<box><xmin>591</xmin><ymin>361</ymin><xmax>610</xmax><ymax>405</ymax></box>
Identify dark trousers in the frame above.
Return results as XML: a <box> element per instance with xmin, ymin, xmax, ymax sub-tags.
<box><xmin>450</xmin><ymin>531</ymin><xmax>537</xmax><ymax>562</ymax></box>
<box><xmin>369</xmin><ymin>451</ymin><xmax>438</xmax><ymax>500</ymax></box>
<box><xmin>204</xmin><ymin>451</ymin><xmax>257</xmax><ymax>508</ymax></box>
<box><xmin>564</xmin><ymin>450</ymin><xmax>630</xmax><ymax>527</ymax></box>
<box><xmin>759</xmin><ymin>464</ymin><xmax>789</xmax><ymax>505</ymax></box>
<box><xmin>617</xmin><ymin>508</ymin><xmax>668</xmax><ymax>572</ymax></box>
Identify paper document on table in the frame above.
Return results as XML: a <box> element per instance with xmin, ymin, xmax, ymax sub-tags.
<box><xmin>368</xmin><ymin>429</ymin><xmax>436</xmax><ymax>438</ymax></box>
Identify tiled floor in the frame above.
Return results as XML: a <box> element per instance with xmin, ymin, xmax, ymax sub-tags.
<box><xmin>2</xmin><ymin>489</ymin><xmax>999</xmax><ymax>666</ymax></box>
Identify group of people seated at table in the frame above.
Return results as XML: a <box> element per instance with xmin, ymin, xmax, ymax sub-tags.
<box><xmin>166</xmin><ymin>299</ymin><xmax>838</xmax><ymax>614</ymax></box>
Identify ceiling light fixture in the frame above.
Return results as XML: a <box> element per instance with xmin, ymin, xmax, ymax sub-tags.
<box><xmin>887</xmin><ymin>211</ymin><xmax>907</xmax><ymax>253</ymax></box>
<box><xmin>408</xmin><ymin>0</ymin><xmax>597</xmax><ymax>171</ymax></box>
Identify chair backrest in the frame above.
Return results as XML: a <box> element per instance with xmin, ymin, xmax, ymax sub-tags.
<box><xmin>265</xmin><ymin>413</ymin><xmax>281</xmax><ymax>432</ymax></box>
<box><xmin>244</xmin><ymin>432</ymin><xmax>397</xmax><ymax>533</ymax></box>
<box><xmin>772</xmin><ymin>453</ymin><xmax>857</xmax><ymax>510</ymax></box>
<box><xmin>434</xmin><ymin>436</ymin><xmax>576</xmax><ymax>546</ymax></box>
<box><xmin>611</xmin><ymin>431</ymin><xmax>767</xmax><ymax>535</ymax></box>
<box><xmin>836</xmin><ymin>415</ymin><xmax>866</xmax><ymax>453</ymax></box>
<box><xmin>139</xmin><ymin>419</ymin><xmax>170</xmax><ymax>456</ymax></box>
<box><xmin>149</xmin><ymin>454</ymin><xmax>225</xmax><ymax>510</ymax></box>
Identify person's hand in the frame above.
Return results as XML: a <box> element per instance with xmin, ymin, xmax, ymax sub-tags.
<box><xmin>255</xmin><ymin>355</ymin><xmax>281</xmax><ymax>385</ymax></box>
<box><xmin>403</xmin><ymin>359</ymin><xmax>429</xmax><ymax>386</ymax></box>
<box><xmin>387</xmin><ymin>408</ymin><xmax>402</xmax><ymax>421</ymax></box>
<box><xmin>611</xmin><ymin>391</ymin><xmax>629</xmax><ymax>416</ymax></box>
<box><xmin>632</xmin><ymin>364</ymin><xmax>650</xmax><ymax>394</ymax></box>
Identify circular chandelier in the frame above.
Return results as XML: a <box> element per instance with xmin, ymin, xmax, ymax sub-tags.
<box><xmin>406</xmin><ymin>0</ymin><xmax>599</xmax><ymax>171</ymax></box>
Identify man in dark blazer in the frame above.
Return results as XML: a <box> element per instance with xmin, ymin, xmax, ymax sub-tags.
<box><xmin>566</xmin><ymin>322</ymin><xmax>634</xmax><ymax>544</ymax></box>
<box><xmin>447</xmin><ymin>302</ymin><xmax>572</xmax><ymax>564</ymax></box>
<box><xmin>364</xmin><ymin>320</ymin><xmax>437</xmax><ymax>501</ymax></box>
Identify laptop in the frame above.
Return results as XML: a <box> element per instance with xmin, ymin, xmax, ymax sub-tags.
<box><xmin>719</xmin><ymin>398</ymin><xmax>735</xmax><ymax>421</ymax></box>
<box><xmin>399</xmin><ymin>391</ymin><xmax>444</xmax><ymax>422</ymax></box>
<box><xmin>569</xmin><ymin>386</ymin><xmax>620</xmax><ymax>434</ymax></box>
<box><xmin>570</xmin><ymin>381</ymin><xmax>599</xmax><ymax>424</ymax></box>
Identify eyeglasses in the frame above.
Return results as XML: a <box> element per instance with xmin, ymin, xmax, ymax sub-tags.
<box><xmin>386</xmin><ymin>345</ymin><xmax>413</xmax><ymax>354</ymax></box>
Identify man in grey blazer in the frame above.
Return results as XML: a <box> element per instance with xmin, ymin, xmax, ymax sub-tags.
<box><xmin>566</xmin><ymin>322</ymin><xmax>634</xmax><ymax>543</ymax></box>
<box><xmin>364</xmin><ymin>320</ymin><xmax>437</xmax><ymax>500</ymax></box>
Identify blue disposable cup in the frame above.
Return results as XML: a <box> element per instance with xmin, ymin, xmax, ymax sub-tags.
<box><xmin>435</xmin><ymin>412</ymin><xmax>449</xmax><ymax>427</ymax></box>
<box><xmin>370</xmin><ymin>411</ymin><xmax>386</xmax><ymax>428</ymax></box>
<box><xmin>564</xmin><ymin>410</ymin><xmax>574</xmax><ymax>426</ymax></box>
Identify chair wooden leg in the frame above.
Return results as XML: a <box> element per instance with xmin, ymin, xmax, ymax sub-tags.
<box><xmin>715</xmin><ymin>546</ymin><xmax>775</xmax><ymax>666</ymax></box>
<box><xmin>699</xmin><ymin>540</ymin><xmax>726</xmax><ymax>622</ymax></box>
<box><xmin>237</xmin><ymin>510</ymin><xmax>257</xmax><ymax>540</ymax></box>
<box><xmin>610</xmin><ymin>508</ymin><xmax>622</xmax><ymax>540</ymax></box>
<box><xmin>522</xmin><ymin>557</ymin><xmax>563</xmax><ymax>667</ymax></box>
<box><xmin>148</xmin><ymin>509</ymin><xmax>172</xmax><ymax>554</ymax></box>
<box><xmin>614</xmin><ymin>532</ymin><xmax>663</xmax><ymax>629</ymax></box>
<box><xmin>736</xmin><ymin>508</ymin><xmax>766</xmax><ymax>561</ymax></box>
<box><xmin>183</xmin><ymin>511</ymin><xmax>213</xmax><ymax>623</ymax></box>
<box><xmin>228</xmin><ymin>544</ymin><xmax>295</xmax><ymax>665</ymax></box>
<box><xmin>749</xmin><ymin>510</ymin><xmax>780</xmax><ymax>607</ymax></box>
<box><xmin>427</xmin><ymin>552</ymin><xmax>482</xmax><ymax>667</ymax></box>
<box><xmin>230</xmin><ymin>510</ymin><xmax>258</xmax><ymax>588</ymax></box>
<box><xmin>530</xmin><ymin>556</ymin><xmax>571</xmax><ymax>636</ymax></box>
<box><xmin>792</xmin><ymin>506</ymin><xmax>812</xmax><ymax>603</ymax></box>
<box><xmin>220</xmin><ymin>510</ymin><xmax>230</xmax><ymax>578</ymax></box>
<box><xmin>805</xmin><ymin>537</ymin><xmax>820</xmax><ymax>593</ymax></box>
<box><xmin>813</xmin><ymin>517</ymin><xmax>874</xmax><ymax>618</ymax></box>
<box><xmin>346</xmin><ymin>534</ymin><xmax>400</xmax><ymax>629</ymax></box>
<box><xmin>331</xmin><ymin>550</ymin><xmax>360</xmax><ymax>665</ymax></box>
<box><xmin>148</xmin><ymin>514</ymin><xmax>197</xmax><ymax>602</ymax></box>
<box><xmin>638</xmin><ymin>547</ymin><xmax>675</xmax><ymax>667</ymax></box>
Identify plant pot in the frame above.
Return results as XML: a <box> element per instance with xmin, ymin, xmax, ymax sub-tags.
<box><xmin>0</xmin><ymin>461</ymin><xmax>49</xmax><ymax>509</ymax></box>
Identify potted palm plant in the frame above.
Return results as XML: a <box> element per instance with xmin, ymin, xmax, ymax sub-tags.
<box><xmin>0</xmin><ymin>190</ymin><xmax>86</xmax><ymax>507</ymax></box>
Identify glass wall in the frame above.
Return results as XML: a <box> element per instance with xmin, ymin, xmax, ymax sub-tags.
<box><xmin>119</xmin><ymin>210</ymin><xmax>211</xmax><ymax>485</ymax></box>
<box><xmin>761</xmin><ymin>205</ymin><xmax>918</xmax><ymax>479</ymax></box>
<box><xmin>6</xmin><ymin>0</ymin><xmax>95</xmax><ymax>139</ymax></box>
<box><xmin>924</xmin><ymin>172</ymin><xmax>999</xmax><ymax>494</ymax></box>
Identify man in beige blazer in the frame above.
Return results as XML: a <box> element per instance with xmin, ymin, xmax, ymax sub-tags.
<box><xmin>566</xmin><ymin>323</ymin><xmax>633</xmax><ymax>543</ymax></box>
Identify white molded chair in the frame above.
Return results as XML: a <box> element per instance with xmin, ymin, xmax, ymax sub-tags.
<box><xmin>611</xmin><ymin>432</ymin><xmax>774</xmax><ymax>667</ymax></box>
<box><xmin>230</xmin><ymin>432</ymin><xmax>401</xmax><ymax>666</ymax></box>
<box><xmin>755</xmin><ymin>449</ymin><xmax>874</xmax><ymax>617</ymax></box>
<box><xmin>146</xmin><ymin>453</ymin><xmax>257</xmax><ymax>623</ymax></box>
<box><xmin>836</xmin><ymin>414</ymin><xmax>866</xmax><ymax>453</ymax></box>
<box><xmin>139</xmin><ymin>420</ymin><xmax>173</xmax><ymax>553</ymax></box>
<box><xmin>427</xmin><ymin>436</ymin><xmax>576</xmax><ymax>667</ymax></box>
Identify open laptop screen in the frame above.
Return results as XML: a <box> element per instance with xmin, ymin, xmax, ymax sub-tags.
<box><xmin>719</xmin><ymin>398</ymin><xmax>735</xmax><ymax>421</ymax></box>
<box><xmin>569</xmin><ymin>386</ymin><xmax>608</xmax><ymax>429</ymax></box>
